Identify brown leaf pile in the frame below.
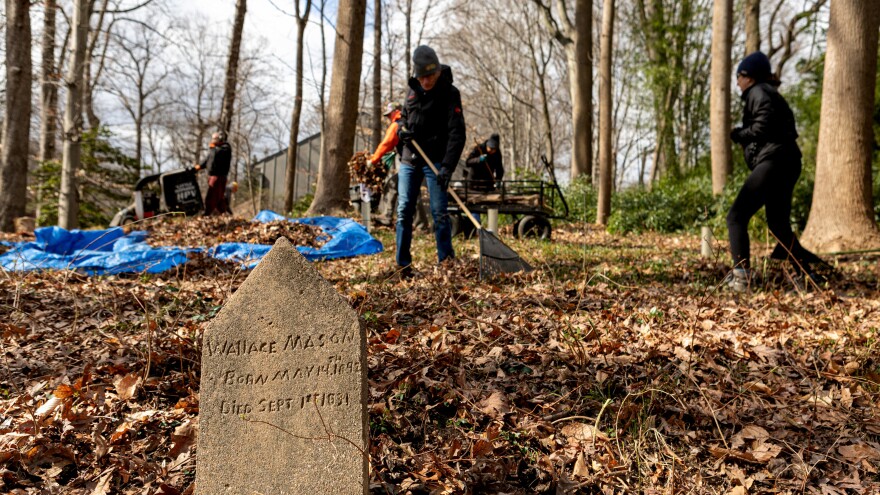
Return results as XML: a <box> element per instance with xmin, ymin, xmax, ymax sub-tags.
<box><xmin>349</xmin><ymin>151</ymin><xmax>386</xmax><ymax>194</ymax></box>
<box><xmin>2</xmin><ymin>221</ymin><xmax>880</xmax><ymax>494</ymax></box>
<box><xmin>140</xmin><ymin>215</ymin><xmax>325</xmax><ymax>249</ymax></box>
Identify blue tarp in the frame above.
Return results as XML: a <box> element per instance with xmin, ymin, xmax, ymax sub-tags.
<box><xmin>0</xmin><ymin>211</ymin><xmax>383</xmax><ymax>274</ymax></box>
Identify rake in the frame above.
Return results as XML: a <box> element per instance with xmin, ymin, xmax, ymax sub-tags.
<box><xmin>408</xmin><ymin>137</ymin><xmax>532</xmax><ymax>278</ymax></box>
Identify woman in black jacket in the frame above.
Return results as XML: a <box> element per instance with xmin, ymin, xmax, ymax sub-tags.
<box><xmin>727</xmin><ymin>51</ymin><xmax>823</xmax><ymax>291</ymax></box>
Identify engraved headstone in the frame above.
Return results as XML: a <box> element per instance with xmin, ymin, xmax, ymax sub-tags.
<box><xmin>196</xmin><ymin>237</ymin><xmax>368</xmax><ymax>495</ymax></box>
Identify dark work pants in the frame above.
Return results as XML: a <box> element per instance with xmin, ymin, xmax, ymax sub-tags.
<box><xmin>726</xmin><ymin>157</ymin><xmax>813</xmax><ymax>271</ymax></box>
<box><xmin>205</xmin><ymin>175</ymin><xmax>228</xmax><ymax>216</ymax></box>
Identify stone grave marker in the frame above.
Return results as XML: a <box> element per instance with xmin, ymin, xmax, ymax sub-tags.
<box><xmin>196</xmin><ymin>237</ymin><xmax>368</xmax><ymax>495</ymax></box>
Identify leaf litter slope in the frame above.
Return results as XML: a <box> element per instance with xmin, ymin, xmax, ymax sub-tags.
<box><xmin>1</xmin><ymin>217</ymin><xmax>879</xmax><ymax>494</ymax></box>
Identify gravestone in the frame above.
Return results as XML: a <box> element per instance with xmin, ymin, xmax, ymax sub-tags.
<box><xmin>196</xmin><ymin>237</ymin><xmax>368</xmax><ymax>495</ymax></box>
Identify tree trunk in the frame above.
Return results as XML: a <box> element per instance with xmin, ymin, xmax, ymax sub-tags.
<box><xmin>596</xmin><ymin>0</ymin><xmax>614</xmax><ymax>225</ymax></box>
<box><xmin>307</xmin><ymin>0</ymin><xmax>367</xmax><ymax>215</ymax></box>
<box><xmin>59</xmin><ymin>0</ymin><xmax>89</xmax><ymax>229</ymax></box>
<box><xmin>0</xmin><ymin>0</ymin><xmax>33</xmax><ymax>232</ymax></box>
<box><xmin>404</xmin><ymin>0</ymin><xmax>412</xmax><ymax>78</ymax></box>
<box><xmin>371</xmin><ymin>0</ymin><xmax>382</xmax><ymax>150</ymax></box>
<box><xmin>710</xmin><ymin>0</ymin><xmax>733</xmax><ymax>195</ymax></box>
<box><xmin>40</xmin><ymin>0</ymin><xmax>58</xmax><ymax>164</ymax></box>
<box><xmin>82</xmin><ymin>0</ymin><xmax>108</xmax><ymax>130</ymax></box>
<box><xmin>220</xmin><ymin>0</ymin><xmax>247</xmax><ymax>135</ymax></box>
<box><xmin>745</xmin><ymin>0</ymin><xmax>760</xmax><ymax>54</ymax></box>
<box><xmin>568</xmin><ymin>0</ymin><xmax>592</xmax><ymax>181</ymax></box>
<box><xmin>283</xmin><ymin>0</ymin><xmax>312</xmax><ymax>213</ymax></box>
<box><xmin>801</xmin><ymin>1</ymin><xmax>880</xmax><ymax>252</ymax></box>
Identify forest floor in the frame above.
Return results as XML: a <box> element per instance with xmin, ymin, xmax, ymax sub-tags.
<box><xmin>2</xmin><ymin>215</ymin><xmax>879</xmax><ymax>494</ymax></box>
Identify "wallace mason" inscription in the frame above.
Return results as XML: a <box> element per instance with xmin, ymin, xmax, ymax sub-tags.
<box><xmin>204</xmin><ymin>331</ymin><xmax>357</xmax><ymax>357</ymax></box>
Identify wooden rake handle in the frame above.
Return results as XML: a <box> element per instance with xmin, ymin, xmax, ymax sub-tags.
<box><xmin>408</xmin><ymin>138</ymin><xmax>482</xmax><ymax>231</ymax></box>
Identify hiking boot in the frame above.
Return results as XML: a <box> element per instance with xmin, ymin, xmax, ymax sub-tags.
<box><xmin>399</xmin><ymin>265</ymin><xmax>415</xmax><ymax>280</ymax></box>
<box><xmin>725</xmin><ymin>268</ymin><xmax>752</xmax><ymax>293</ymax></box>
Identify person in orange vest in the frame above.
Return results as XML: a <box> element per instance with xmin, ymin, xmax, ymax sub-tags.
<box><xmin>372</xmin><ymin>102</ymin><xmax>430</xmax><ymax>230</ymax></box>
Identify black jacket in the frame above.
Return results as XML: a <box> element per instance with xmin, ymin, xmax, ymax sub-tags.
<box><xmin>201</xmin><ymin>142</ymin><xmax>232</xmax><ymax>177</ymax></box>
<box><xmin>734</xmin><ymin>82</ymin><xmax>801</xmax><ymax>169</ymax></box>
<box><xmin>397</xmin><ymin>66</ymin><xmax>466</xmax><ymax>173</ymax></box>
<box><xmin>464</xmin><ymin>142</ymin><xmax>504</xmax><ymax>190</ymax></box>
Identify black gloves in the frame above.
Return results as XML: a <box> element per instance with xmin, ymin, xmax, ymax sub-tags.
<box><xmin>730</xmin><ymin>127</ymin><xmax>744</xmax><ymax>144</ymax></box>
<box><xmin>398</xmin><ymin>127</ymin><xmax>415</xmax><ymax>144</ymax></box>
<box><xmin>437</xmin><ymin>167</ymin><xmax>451</xmax><ymax>191</ymax></box>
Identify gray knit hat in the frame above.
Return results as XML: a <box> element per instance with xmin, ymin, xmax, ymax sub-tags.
<box><xmin>413</xmin><ymin>45</ymin><xmax>440</xmax><ymax>78</ymax></box>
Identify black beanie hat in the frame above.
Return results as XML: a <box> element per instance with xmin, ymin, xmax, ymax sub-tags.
<box><xmin>486</xmin><ymin>134</ymin><xmax>500</xmax><ymax>149</ymax></box>
<box><xmin>737</xmin><ymin>51</ymin><xmax>772</xmax><ymax>82</ymax></box>
<box><xmin>413</xmin><ymin>45</ymin><xmax>440</xmax><ymax>78</ymax></box>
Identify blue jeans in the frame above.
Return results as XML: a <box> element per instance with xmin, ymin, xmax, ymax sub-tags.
<box><xmin>396</xmin><ymin>163</ymin><xmax>454</xmax><ymax>267</ymax></box>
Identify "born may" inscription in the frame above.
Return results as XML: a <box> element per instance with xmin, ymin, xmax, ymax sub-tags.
<box><xmin>196</xmin><ymin>238</ymin><xmax>368</xmax><ymax>495</ymax></box>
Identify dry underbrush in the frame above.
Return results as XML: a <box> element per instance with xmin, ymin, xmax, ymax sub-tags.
<box><xmin>1</xmin><ymin>218</ymin><xmax>879</xmax><ymax>494</ymax></box>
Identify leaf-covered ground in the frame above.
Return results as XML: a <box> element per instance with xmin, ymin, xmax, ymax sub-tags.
<box><xmin>2</xmin><ymin>216</ymin><xmax>879</xmax><ymax>494</ymax></box>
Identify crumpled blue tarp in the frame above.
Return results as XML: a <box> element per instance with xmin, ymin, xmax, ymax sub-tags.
<box><xmin>0</xmin><ymin>211</ymin><xmax>383</xmax><ymax>274</ymax></box>
<box><xmin>0</xmin><ymin>227</ymin><xmax>189</xmax><ymax>274</ymax></box>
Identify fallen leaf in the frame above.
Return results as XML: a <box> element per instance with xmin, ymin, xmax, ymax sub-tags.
<box><xmin>478</xmin><ymin>391</ymin><xmax>510</xmax><ymax>419</ymax></box>
<box><xmin>113</xmin><ymin>373</ymin><xmax>142</xmax><ymax>401</ymax></box>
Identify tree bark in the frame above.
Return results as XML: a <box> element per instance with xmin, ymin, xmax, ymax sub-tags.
<box><xmin>0</xmin><ymin>0</ymin><xmax>33</xmax><ymax>232</ymax></box>
<box><xmin>82</xmin><ymin>0</ymin><xmax>108</xmax><ymax>130</ymax></box>
<box><xmin>745</xmin><ymin>0</ymin><xmax>760</xmax><ymax>54</ymax></box>
<box><xmin>801</xmin><ymin>0</ymin><xmax>880</xmax><ymax>252</ymax></box>
<box><xmin>59</xmin><ymin>0</ymin><xmax>89</xmax><ymax>229</ymax></box>
<box><xmin>568</xmin><ymin>0</ymin><xmax>592</xmax><ymax>181</ymax></box>
<box><xmin>307</xmin><ymin>0</ymin><xmax>367</xmax><ymax>215</ymax></box>
<box><xmin>40</xmin><ymin>0</ymin><xmax>58</xmax><ymax>164</ymax></box>
<box><xmin>404</xmin><ymin>0</ymin><xmax>412</xmax><ymax>78</ymax></box>
<box><xmin>371</xmin><ymin>0</ymin><xmax>382</xmax><ymax>150</ymax></box>
<box><xmin>220</xmin><ymin>0</ymin><xmax>247</xmax><ymax>135</ymax></box>
<box><xmin>710</xmin><ymin>0</ymin><xmax>733</xmax><ymax>195</ymax></box>
<box><xmin>596</xmin><ymin>0</ymin><xmax>614</xmax><ymax>225</ymax></box>
<box><xmin>283</xmin><ymin>0</ymin><xmax>312</xmax><ymax>213</ymax></box>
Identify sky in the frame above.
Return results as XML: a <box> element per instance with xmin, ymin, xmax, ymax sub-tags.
<box><xmin>184</xmin><ymin>0</ymin><xmax>377</xmax><ymax>81</ymax></box>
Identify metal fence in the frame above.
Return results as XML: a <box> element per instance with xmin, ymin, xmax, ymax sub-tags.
<box><xmin>252</xmin><ymin>132</ymin><xmax>370</xmax><ymax>213</ymax></box>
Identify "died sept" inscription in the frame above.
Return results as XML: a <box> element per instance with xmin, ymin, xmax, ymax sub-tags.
<box><xmin>219</xmin><ymin>392</ymin><xmax>352</xmax><ymax>415</ymax></box>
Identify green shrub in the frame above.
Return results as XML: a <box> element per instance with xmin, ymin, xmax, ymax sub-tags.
<box><xmin>563</xmin><ymin>176</ymin><xmax>598</xmax><ymax>224</ymax></box>
<box><xmin>34</xmin><ymin>128</ymin><xmax>141</xmax><ymax>227</ymax></box>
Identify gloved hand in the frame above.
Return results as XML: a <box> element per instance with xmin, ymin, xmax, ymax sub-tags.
<box><xmin>730</xmin><ymin>127</ymin><xmax>744</xmax><ymax>144</ymax></box>
<box><xmin>437</xmin><ymin>167</ymin><xmax>451</xmax><ymax>191</ymax></box>
<box><xmin>398</xmin><ymin>127</ymin><xmax>415</xmax><ymax>144</ymax></box>
<box><xmin>479</xmin><ymin>154</ymin><xmax>487</xmax><ymax>163</ymax></box>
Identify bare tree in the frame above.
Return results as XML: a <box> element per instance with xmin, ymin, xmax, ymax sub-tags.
<box><xmin>371</xmin><ymin>0</ymin><xmax>382</xmax><ymax>150</ymax></box>
<box><xmin>531</xmin><ymin>0</ymin><xmax>593</xmax><ymax>181</ymax></box>
<box><xmin>220</xmin><ymin>0</ymin><xmax>247</xmax><ymax>135</ymax></box>
<box><xmin>766</xmin><ymin>0</ymin><xmax>827</xmax><ymax>77</ymax></box>
<box><xmin>40</xmin><ymin>0</ymin><xmax>58</xmax><ymax>164</ymax></box>
<box><xmin>283</xmin><ymin>0</ymin><xmax>312</xmax><ymax>213</ymax></box>
<box><xmin>105</xmin><ymin>23</ymin><xmax>169</xmax><ymax>165</ymax></box>
<box><xmin>596</xmin><ymin>0</ymin><xmax>614</xmax><ymax>225</ymax></box>
<box><xmin>802</xmin><ymin>1</ymin><xmax>880</xmax><ymax>252</ymax></box>
<box><xmin>59</xmin><ymin>0</ymin><xmax>90</xmax><ymax>229</ymax></box>
<box><xmin>710</xmin><ymin>0</ymin><xmax>732</xmax><ymax>194</ymax></box>
<box><xmin>745</xmin><ymin>0</ymin><xmax>760</xmax><ymax>54</ymax></box>
<box><xmin>307</xmin><ymin>0</ymin><xmax>367</xmax><ymax>215</ymax></box>
<box><xmin>0</xmin><ymin>0</ymin><xmax>33</xmax><ymax>232</ymax></box>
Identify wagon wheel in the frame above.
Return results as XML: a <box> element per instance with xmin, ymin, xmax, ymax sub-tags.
<box><xmin>517</xmin><ymin>215</ymin><xmax>551</xmax><ymax>240</ymax></box>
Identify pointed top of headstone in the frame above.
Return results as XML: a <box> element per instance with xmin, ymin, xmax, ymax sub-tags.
<box><xmin>196</xmin><ymin>237</ymin><xmax>368</xmax><ymax>495</ymax></box>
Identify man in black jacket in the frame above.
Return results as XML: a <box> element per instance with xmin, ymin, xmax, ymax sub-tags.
<box><xmin>464</xmin><ymin>133</ymin><xmax>504</xmax><ymax>191</ymax></box>
<box><xmin>199</xmin><ymin>131</ymin><xmax>232</xmax><ymax>216</ymax></box>
<box><xmin>727</xmin><ymin>51</ymin><xmax>823</xmax><ymax>291</ymax></box>
<box><xmin>395</xmin><ymin>45</ymin><xmax>466</xmax><ymax>276</ymax></box>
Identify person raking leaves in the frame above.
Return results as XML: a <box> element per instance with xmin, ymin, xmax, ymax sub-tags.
<box><xmin>727</xmin><ymin>51</ymin><xmax>827</xmax><ymax>292</ymax></box>
<box><xmin>395</xmin><ymin>45</ymin><xmax>466</xmax><ymax>278</ymax></box>
<box><xmin>194</xmin><ymin>131</ymin><xmax>233</xmax><ymax>216</ymax></box>
<box><xmin>465</xmin><ymin>133</ymin><xmax>504</xmax><ymax>192</ymax></box>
